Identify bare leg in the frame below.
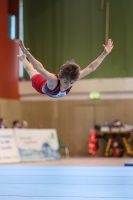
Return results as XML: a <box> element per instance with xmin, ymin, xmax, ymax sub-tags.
<box><xmin>17</xmin><ymin>54</ymin><xmax>39</xmax><ymax>79</ymax></box>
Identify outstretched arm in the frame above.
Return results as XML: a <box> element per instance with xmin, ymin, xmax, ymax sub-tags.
<box><xmin>18</xmin><ymin>40</ymin><xmax>57</xmax><ymax>84</ymax></box>
<box><xmin>78</xmin><ymin>39</ymin><xmax>114</xmax><ymax>80</ymax></box>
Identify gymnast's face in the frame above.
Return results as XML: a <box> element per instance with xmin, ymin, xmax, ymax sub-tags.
<box><xmin>59</xmin><ymin>77</ymin><xmax>76</xmax><ymax>90</ymax></box>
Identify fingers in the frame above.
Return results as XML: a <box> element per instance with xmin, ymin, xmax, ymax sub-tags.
<box><xmin>18</xmin><ymin>40</ymin><xmax>25</xmax><ymax>49</ymax></box>
<box><xmin>17</xmin><ymin>54</ymin><xmax>26</xmax><ymax>61</ymax></box>
<box><xmin>18</xmin><ymin>40</ymin><xmax>23</xmax><ymax>45</ymax></box>
<box><xmin>111</xmin><ymin>44</ymin><xmax>114</xmax><ymax>48</ymax></box>
<box><xmin>103</xmin><ymin>39</ymin><xmax>113</xmax><ymax>47</ymax></box>
<box><xmin>108</xmin><ymin>38</ymin><xmax>113</xmax><ymax>46</ymax></box>
<box><xmin>18</xmin><ymin>40</ymin><xmax>30</xmax><ymax>54</ymax></box>
<box><xmin>17</xmin><ymin>55</ymin><xmax>22</xmax><ymax>61</ymax></box>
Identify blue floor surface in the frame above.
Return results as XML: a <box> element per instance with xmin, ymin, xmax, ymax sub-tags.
<box><xmin>0</xmin><ymin>166</ymin><xmax>133</xmax><ymax>200</ymax></box>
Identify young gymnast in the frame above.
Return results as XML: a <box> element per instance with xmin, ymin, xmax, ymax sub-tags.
<box><xmin>17</xmin><ymin>39</ymin><xmax>114</xmax><ymax>98</ymax></box>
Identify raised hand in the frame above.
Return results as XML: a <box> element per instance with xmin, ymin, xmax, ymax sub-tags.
<box><xmin>103</xmin><ymin>39</ymin><xmax>114</xmax><ymax>54</ymax></box>
<box><xmin>17</xmin><ymin>54</ymin><xmax>26</xmax><ymax>61</ymax></box>
<box><xmin>18</xmin><ymin>40</ymin><xmax>30</xmax><ymax>55</ymax></box>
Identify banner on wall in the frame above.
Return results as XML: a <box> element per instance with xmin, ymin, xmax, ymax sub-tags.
<box><xmin>15</xmin><ymin>129</ymin><xmax>60</xmax><ymax>161</ymax></box>
<box><xmin>0</xmin><ymin>129</ymin><xmax>20</xmax><ymax>163</ymax></box>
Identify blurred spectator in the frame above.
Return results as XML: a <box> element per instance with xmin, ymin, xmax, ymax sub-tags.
<box><xmin>0</xmin><ymin>117</ymin><xmax>7</xmax><ymax>128</ymax></box>
<box><xmin>12</xmin><ymin>120</ymin><xmax>21</xmax><ymax>129</ymax></box>
<box><xmin>21</xmin><ymin>120</ymin><xmax>28</xmax><ymax>128</ymax></box>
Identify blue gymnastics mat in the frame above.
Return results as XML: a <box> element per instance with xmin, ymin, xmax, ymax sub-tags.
<box><xmin>0</xmin><ymin>166</ymin><xmax>133</xmax><ymax>200</ymax></box>
<box><xmin>124</xmin><ymin>163</ymin><xmax>133</xmax><ymax>166</ymax></box>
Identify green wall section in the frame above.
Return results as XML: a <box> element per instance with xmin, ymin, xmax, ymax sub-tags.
<box><xmin>23</xmin><ymin>0</ymin><xmax>133</xmax><ymax>79</ymax></box>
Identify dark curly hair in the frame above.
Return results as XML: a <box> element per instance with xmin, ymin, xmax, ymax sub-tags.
<box><xmin>59</xmin><ymin>60</ymin><xmax>80</xmax><ymax>81</ymax></box>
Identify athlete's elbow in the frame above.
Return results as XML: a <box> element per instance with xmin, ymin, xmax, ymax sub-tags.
<box><xmin>89</xmin><ymin>67</ymin><xmax>95</xmax><ymax>72</ymax></box>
